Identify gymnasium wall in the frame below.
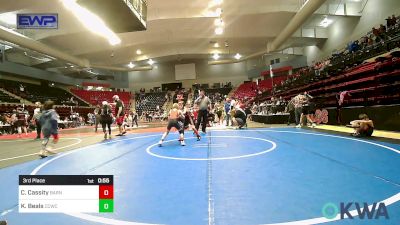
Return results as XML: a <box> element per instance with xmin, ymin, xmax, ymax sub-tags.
<box><xmin>128</xmin><ymin>59</ymin><xmax>248</xmax><ymax>91</ymax></box>
<box><xmin>304</xmin><ymin>0</ymin><xmax>400</xmax><ymax>65</ymax></box>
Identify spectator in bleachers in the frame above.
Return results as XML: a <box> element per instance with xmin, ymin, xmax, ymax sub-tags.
<box><xmin>372</xmin><ymin>27</ymin><xmax>381</xmax><ymax>42</ymax></box>
<box><xmin>379</xmin><ymin>24</ymin><xmax>387</xmax><ymax>33</ymax></box>
<box><xmin>367</xmin><ymin>35</ymin><xmax>374</xmax><ymax>46</ymax></box>
<box><xmin>379</xmin><ymin>24</ymin><xmax>387</xmax><ymax>40</ymax></box>
<box><xmin>391</xmin><ymin>15</ymin><xmax>398</xmax><ymax>27</ymax></box>
<box><xmin>386</xmin><ymin>16</ymin><xmax>393</xmax><ymax>28</ymax></box>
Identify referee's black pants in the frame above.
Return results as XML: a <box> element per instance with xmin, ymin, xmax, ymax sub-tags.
<box><xmin>195</xmin><ymin>109</ymin><xmax>208</xmax><ymax>133</ymax></box>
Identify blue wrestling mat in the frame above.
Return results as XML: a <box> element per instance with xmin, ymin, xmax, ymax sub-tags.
<box><xmin>0</xmin><ymin>128</ymin><xmax>399</xmax><ymax>225</ymax></box>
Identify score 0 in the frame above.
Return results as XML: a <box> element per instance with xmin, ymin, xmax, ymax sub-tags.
<box><xmin>99</xmin><ymin>185</ymin><xmax>113</xmax><ymax>213</ymax></box>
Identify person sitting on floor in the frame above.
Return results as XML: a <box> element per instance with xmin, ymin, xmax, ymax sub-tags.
<box><xmin>348</xmin><ymin>114</ymin><xmax>374</xmax><ymax>137</ymax></box>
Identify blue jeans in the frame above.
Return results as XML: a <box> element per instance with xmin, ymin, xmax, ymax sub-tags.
<box><xmin>225</xmin><ymin>113</ymin><xmax>232</xmax><ymax>126</ymax></box>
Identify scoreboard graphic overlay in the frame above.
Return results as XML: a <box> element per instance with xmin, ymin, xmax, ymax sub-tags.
<box><xmin>19</xmin><ymin>175</ymin><xmax>114</xmax><ymax>213</ymax></box>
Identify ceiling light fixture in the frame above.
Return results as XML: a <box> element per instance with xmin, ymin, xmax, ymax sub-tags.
<box><xmin>215</xmin><ymin>27</ymin><xmax>224</xmax><ymax>35</ymax></box>
<box><xmin>320</xmin><ymin>16</ymin><xmax>333</xmax><ymax>28</ymax></box>
<box><xmin>148</xmin><ymin>59</ymin><xmax>155</xmax><ymax>65</ymax></box>
<box><xmin>128</xmin><ymin>62</ymin><xmax>135</xmax><ymax>68</ymax></box>
<box><xmin>214</xmin><ymin>18</ymin><xmax>224</xmax><ymax>27</ymax></box>
<box><xmin>212</xmin><ymin>53</ymin><xmax>220</xmax><ymax>60</ymax></box>
<box><xmin>61</xmin><ymin>0</ymin><xmax>121</xmax><ymax>46</ymax></box>
<box><xmin>234</xmin><ymin>53</ymin><xmax>242</xmax><ymax>60</ymax></box>
<box><xmin>136</xmin><ymin>49</ymin><xmax>142</xmax><ymax>55</ymax></box>
<box><xmin>216</xmin><ymin>8</ymin><xmax>223</xmax><ymax>17</ymax></box>
<box><xmin>213</xmin><ymin>0</ymin><xmax>223</xmax><ymax>5</ymax></box>
<box><xmin>214</xmin><ymin>42</ymin><xmax>220</xmax><ymax>48</ymax></box>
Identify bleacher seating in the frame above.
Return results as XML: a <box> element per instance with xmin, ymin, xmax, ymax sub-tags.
<box><xmin>136</xmin><ymin>92</ymin><xmax>166</xmax><ymax>114</ymax></box>
<box><xmin>254</xmin><ymin>16</ymin><xmax>400</xmax><ymax>109</ymax></box>
<box><xmin>0</xmin><ymin>79</ymin><xmax>88</xmax><ymax>106</ymax></box>
<box><xmin>264</xmin><ymin>57</ymin><xmax>400</xmax><ymax>108</ymax></box>
<box><xmin>233</xmin><ymin>77</ymin><xmax>286</xmax><ymax>100</ymax></box>
<box><xmin>71</xmin><ymin>89</ymin><xmax>132</xmax><ymax>114</ymax></box>
<box><xmin>0</xmin><ymin>91</ymin><xmax>20</xmax><ymax>103</ymax></box>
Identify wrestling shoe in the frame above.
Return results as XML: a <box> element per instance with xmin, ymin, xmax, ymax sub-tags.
<box><xmin>180</xmin><ymin>140</ymin><xmax>186</xmax><ymax>146</ymax></box>
<box><xmin>38</xmin><ymin>150</ymin><xmax>47</xmax><ymax>158</ymax></box>
<box><xmin>158</xmin><ymin>140</ymin><xmax>163</xmax><ymax>147</ymax></box>
<box><xmin>197</xmin><ymin>136</ymin><xmax>201</xmax><ymax>141</ymax></box>
<box><xmin>104</xmin><ymin>133</ymin><xmax>107</xmax><ymax>139</ymax></box>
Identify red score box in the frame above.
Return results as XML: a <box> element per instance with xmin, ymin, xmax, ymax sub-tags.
<box><xmin>99</xmin><ymin>185</ymin><xmax>114</xmax><ymax>199</ymax></box>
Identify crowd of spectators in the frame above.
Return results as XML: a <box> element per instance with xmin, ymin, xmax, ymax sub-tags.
<box><xmin>270</xmin><ymin>14</ymin><xmax>400</xmax><ymax>96</ymax></box>
<box><xmin>250</xmin><ymin>96</ymin><xmax>288</xmax><ymax>115</ymax></box>
<box><xmin>0</xmin><ymin>107</ymin><xmax>30</xmax><ymax>136</ymax></box>
<box><xmin>0</xmin><ymin>104</ymin><xmax>96</xmax><ymax>136</ymax></box>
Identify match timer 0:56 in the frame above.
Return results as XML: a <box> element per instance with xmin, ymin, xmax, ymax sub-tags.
<box><xmin>98</xmin><ymin>177</ymin><xmax>111</xmax><ymax>184</ymax></box>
